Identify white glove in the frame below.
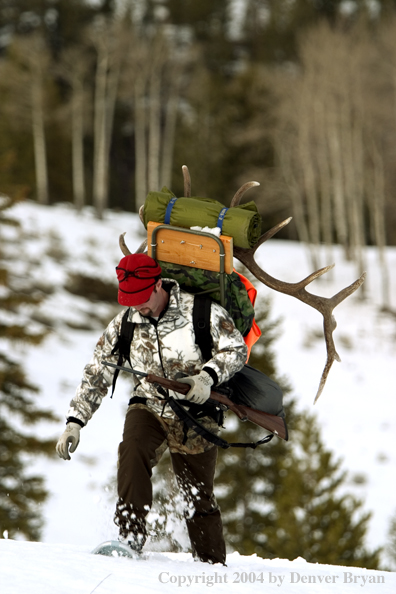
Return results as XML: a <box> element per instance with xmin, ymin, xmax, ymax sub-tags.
<box><xmin>177</xmin><ymin>370</ymin><xmax>214</xmax><ymax>405</ymax></box>
<box><xmin>56</xmin><ymin>422</ymin><xmax>81</xmax><ymax>460</ymax></box>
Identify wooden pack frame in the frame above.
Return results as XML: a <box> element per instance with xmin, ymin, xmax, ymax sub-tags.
<box><xmin>147</xmin><ymin>221</ymin><xmax>234</xmax><ymax>307</ymax></box>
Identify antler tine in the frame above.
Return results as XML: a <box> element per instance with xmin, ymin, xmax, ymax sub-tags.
<box><xmin>182</xmin><ymin>165</ymin><xmax>191</xmax><ymax>197</ymax></box>
<box><xmin>256</xmin><ymin>216</ymin><xmax>292</xmax><ymax>246</ymax></box>
<box><xmin>234</xmin><ymin>226</ymin><xmax>366</xmax><ymax>402</ymax></box>
<box><xmin>313</xmin><ymin>272</ymin><xmax>366</xmax><ymax>403</ymax></box>
<box><xmin>119</xmin><ymin>232</ymin><xmax>132</xmax><ymax>256</ymax></box>
<box><xmin>135</xmin><ymin>239</ymin><xmax>147</xmax><ymax>254</ymax></box>
<box><xmin>230</xmin><ymin>181</ymin><xmax>260</xmax><ymax>207</ymax></box>
<box><xmin>119</xmin><ymin>232</ymin><xmax>147</xmax><ymax>256</ymax></box>
<box><xmin>139</xmin><ymin>205</ymin><xmax>145</xmax><ymax>225</ymax></box>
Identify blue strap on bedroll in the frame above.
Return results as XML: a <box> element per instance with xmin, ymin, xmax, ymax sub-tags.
<box><xmin>165</xmin><ymin>199</ymin><xmax>228</xmax><ymax>231</ymax></box>
<box><xmin>164</xmin><ymin>196</ymin><xmax>178</xmax><ymax>224</ymax></box>
<box><xmin>216</xmin><ymin>207</ymin><xmax>228</xmax><ymax>232</ymax></box>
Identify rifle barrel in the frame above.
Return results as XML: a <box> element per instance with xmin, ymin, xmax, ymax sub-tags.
<box><xmin>102</xmin><ymin>361</ymin><xmax>288</xmax><ymax>441</ymax></box>
<box><xmin>146</xmin><ymin>373</ymin><xmax>288</xmax><ymax>441</ymax></box>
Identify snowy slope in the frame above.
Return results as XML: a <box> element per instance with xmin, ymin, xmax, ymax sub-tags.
<box><xmin>0</xmin><ymin>540</ymin><xmax>394</xmax><ymax>594</ymax></box>
<box><xmin>2</xmin><ymin>200</ymin><xmax>396</xmax><ymax>569</ymax></box>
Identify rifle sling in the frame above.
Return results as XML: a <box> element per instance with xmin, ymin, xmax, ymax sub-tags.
<box><xmin>164</xmin><ymin>397</ymin><xmax>274</xmax><ymax>450</ymax></box>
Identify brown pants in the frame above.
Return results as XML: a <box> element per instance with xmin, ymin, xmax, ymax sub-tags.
<box><xmin>114</xmin><ymin>406</ymin><xmax>226</xmax><ymax>565</ymax></box>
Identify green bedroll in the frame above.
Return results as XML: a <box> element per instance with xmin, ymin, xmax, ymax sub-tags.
<box><xmin>143</xmin><ymin>187</ymin><xmax>262</xmax><ymax>249</ymax></box>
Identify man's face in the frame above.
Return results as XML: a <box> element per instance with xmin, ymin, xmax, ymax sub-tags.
<box><xmin>132</xmin><ymin>281</ymin><xmax>163</xmax><ymax>317</ymax></box>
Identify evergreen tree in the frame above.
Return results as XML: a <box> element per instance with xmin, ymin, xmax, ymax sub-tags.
<box><xmin>0</xmin><ymin>195</ymin><xmax>57</xmax><ymax>541</ymax></box>
<box><xmin>386</xmin><ymin>511</ymin><xmax>396</xmax><ymax>570</ymax></box>
<box><xmin>0</xmin><ymin>0</ymin><xmax>113</xmax><ymax>55</ymax></box>
<box><xmin>215</xmin><ymin>291</ymin><xmax>381</xmax><ymax>568</ymax></box>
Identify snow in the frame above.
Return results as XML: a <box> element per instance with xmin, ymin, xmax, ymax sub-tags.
<box><xmin>1</xmin><ymin>200</ymin><xmax>396</xmax><ymax>588</ymax></box>
<box><xmin>0</xmin><ymin>539</ymin><xmax>394</xmax><ymax>594</ymax></box>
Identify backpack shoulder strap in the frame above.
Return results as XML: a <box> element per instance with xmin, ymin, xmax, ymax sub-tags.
<box><xmin>117</xmin><ymin>308</ymin><xmax>135</xmax><ymax>364</ymax></box>
<box><xmin>110</xmin><ymin>308</ymin><xmax>135</xmax><ymax>396</ymax></box>
<box><xmin>193</xmin><ymin>294</ymin><xmax>213</xmax><ymax>363</ymax></box>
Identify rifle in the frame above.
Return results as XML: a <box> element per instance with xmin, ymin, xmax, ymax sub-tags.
<box><xmin>102</xmin><ymin>361</ymin><xmax>288</xmax><ymax>441</ymax></box>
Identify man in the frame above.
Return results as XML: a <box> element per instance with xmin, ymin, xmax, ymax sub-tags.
<box><xmin>56</xmin><ymin>253</ymin><xmax>247</xmax><ymax>564</ymax></box>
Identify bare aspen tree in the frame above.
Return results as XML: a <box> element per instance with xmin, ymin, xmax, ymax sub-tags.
<box><xmin>309</xmin><ymin>27</ymin><xmax>351</xmax><ymax>260</ymax></box>
<box><xmin>276</xmin><ymin>135</ymin><xmax>312</xmax><ymax>251</ymax></box>
<box><xmin>348</xmin><ymin>88</ymin><xmax>366</xmax><ymax>290</ymax></box>
<box><xmin>314</xmin><ymin>96</ymin><xmax>333</xmax><ymax>265</ymax></box>
<box><xmin>121</xmin><ymin>30</ymin><xmax>150</xmax><ymax>210</ymax></box>
<box><xmin>337</xmin><ymin>51</ymin><xmax>366</xmax><ymax>286</ymax></box>
<box><xmin>272</xmin><ymin>61</ymin><xmax>322</xmax><ymax>270</ymax></box>
<box><xmin>58</xmin><ymin>46</ymin><xmax>91</xmax><ymax>210</ymax></box>
<box><xmin>373</xmin><ymin>17</ymin><xmax>396</xmax><ymax>308</ymax></box>
<box><xmin>298</xmin><ymin>79</ymin><xmax>321</xmax><ymax>269</ymax></box>
<box><xmin>134</xmin><ymin>73</ymin><xmax>148</xmax><ymax>210</ymax></box>
<box><xmin>147</xmin><ymin>32</ymin><xmax>185</xmax><ymax>204</ymax></box>
<box><xmin>121</xmin><ymin>26</ymin><xmax>186</xmax><ymax>211</ymax></box>
<box><xmin>29</xmin><ymin>41</ymin><xmax>49</xmax><ymax>205</ymax></box>
<box><xmin>89</xmin><ymin>17</ymin><xmax>126</xmax><ymax>219</ymax></box>
<box><xmin>377</xmin><ymin>17</ymin><xmax>396</xmax><ymax>135</ymax></box>
<box><xmin>294</xmin><ymin>38</ymin><xmax>334</xmax><ymax>269</ymax></box>
<box><xmin>1</xmin><ymin>35</ymin><xmax>51</xmax><ymax>204</ymax></box>
<box><xmin>324</xmin><ymin>22</ymin><xmax>393</xmax><ymax>301</ymax></box>
<box><xmin>274</xmin><ymin>108</ymin><xmax>319</xmax><ymax>272</ymax></box>
<box><xmin>306</xmin><ymin>25</ymin><xmax>368</xmax><ymax>287</ymax></box>
<box><xmin>367</xmin><ymin>140</ymin><xmax>390</xmax><ymax>309</ymax></box>
<box><xmin>151</xmin><ymin>35</ymin><xmax>185</xmax><ymax>192</ymax></box>
<box><xmin>71</xmin><ymin>73</ymin><xmax>85</xmax><ymax>210</ymax></box>
<box><xmin>272</xmin><ymin>22</ymin><xmax>389</xmax><ymax>288</ymax></box>
<box><xmin>147</xmin><ymin>37</ymin><xmax>166</xmax><ymax>192</ymax></box>
<box><xmin>325</xmin><ymin>102</ymin><xmax>349</xmax><ymax>256</ymax></box>
<box><xmin>160</xmin><ymin>69</ymin><xmax>181</xmax><ymax>189</ymax></box>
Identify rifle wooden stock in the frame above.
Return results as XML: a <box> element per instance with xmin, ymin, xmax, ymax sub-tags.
<box><xmin>146</xmin><ymin>373</ymin><xmax>288</xmax><ymax>441</ymax></box>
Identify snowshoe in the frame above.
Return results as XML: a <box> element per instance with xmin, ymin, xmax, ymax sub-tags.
<box><xmin>91</xmin><ymin>540</ymin><xmax>136</xmax><ymax>559</ymax></box>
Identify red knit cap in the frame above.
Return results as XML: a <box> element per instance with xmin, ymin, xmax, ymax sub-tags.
<box><xmin>116</xmin><ymin>254</ymin><xmax>162</xmax><ymax>306</ymax></box>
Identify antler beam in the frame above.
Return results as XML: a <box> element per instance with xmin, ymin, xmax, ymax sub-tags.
<box><xmin>234</xmin><ymin>220</ymin><xmax>366</xmax><ymax>403</ymax></box>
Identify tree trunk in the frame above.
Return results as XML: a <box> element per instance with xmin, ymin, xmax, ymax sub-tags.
<box><xmin>315</xmin><ymin>98</ymin><xmax>334</xmax><ymax>270</ymax></box>
<box><xmin>148</xmin><ymin>69</ymin><xmax>162</xmax><ymax>192</ymax></box>
<box><xmin>134</xmin><ymin>75</ymin><xmax>148</xmax><ymax>211</ymax></box>
<box><xmin>71</xmin><ymin>77</ymin><xmax>85</xmax><ymax>210</ymax></box>
<box><xmin>93</xmin><ymin>48</ymin><xmax>108</xmax><ymax>219</ymax></box>
<box><xmin>326</xmin><ymin>109</ymin><xmax>349</xmax><ymax>258</ymax></box>
<box><xmin>277</xmin><ymin>138</ymin><xmax>317</xmax><ymax>271</ymax></box>
<box><xmin>30</xmin><ymin>67</ymin><xmax>49</xmax><ymax>205</ymax></box>
<box><xmin>370</xmin><ymin>142</ymin><xmax>390</xmax><ymax>309</ymax></box>
<box><xmin>160</xmin><ymin>83</ymin><xmax>179</xmax><ymax>189</ymax></box>
<box><xmin>92</xmin><ymin>23</ymin><xmax>123</xmax><ymax>220</ymax></box>
<box><xmin>350</xmin><ymin>115</ymin><xmax>366</xmax><ymax>298</ymax></box>
<box><xmin>105</xmin><ymin>48</ymin><xmax>122</xmax><ymax>167</ymax></box>
<box><xmin>298</xmin><ymin>97</ymin><xmax>321</xmax><ymax>270</ymax></box>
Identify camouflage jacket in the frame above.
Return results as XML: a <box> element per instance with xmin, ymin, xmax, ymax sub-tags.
<box><xmin>66</xmin><ymin>280</ymin><xmax>247</xmax><ymax>426</ymax></box>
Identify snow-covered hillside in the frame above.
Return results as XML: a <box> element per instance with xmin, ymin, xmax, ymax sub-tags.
<box><xmin>1</xmin><ymin>539</ymin><xmax>394</xmax><ymax>594</ymax></box>
<box><xmin>1</xmin><ymin>200</ymin><xmax>396</xmax><ymax>572</ymax></box>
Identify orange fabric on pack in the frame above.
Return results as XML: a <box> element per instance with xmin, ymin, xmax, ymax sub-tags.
<box><xmin>234</xmin><ymin>270</ymin><xmax>262</xmax><ymax>361</ymax></box>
